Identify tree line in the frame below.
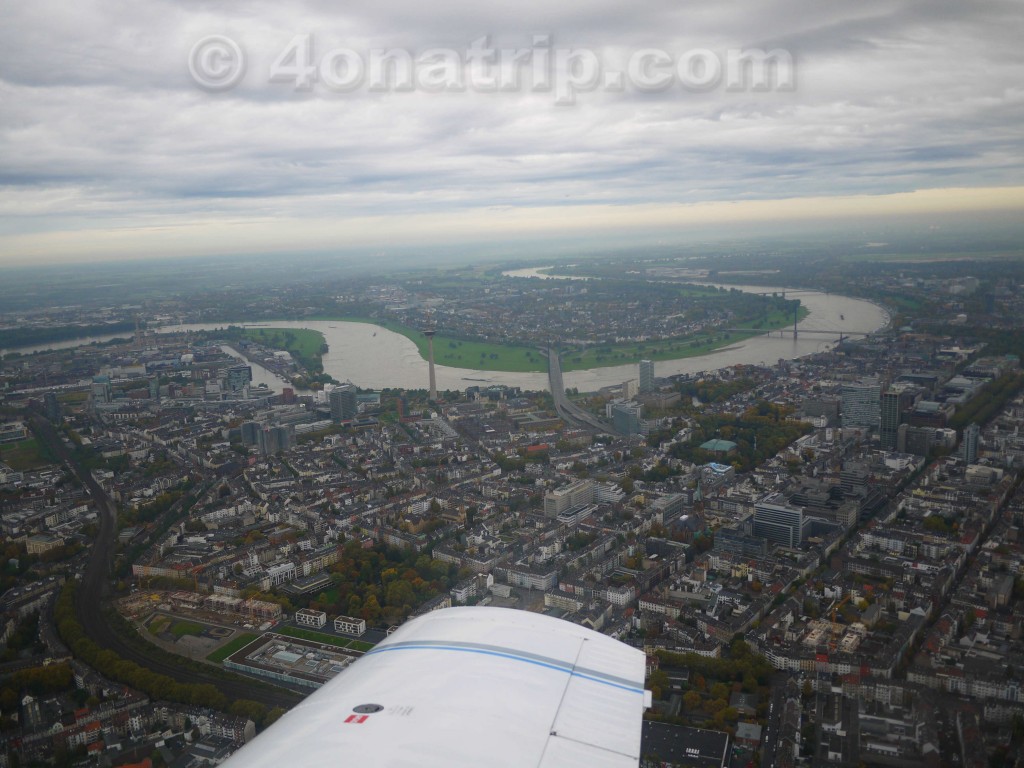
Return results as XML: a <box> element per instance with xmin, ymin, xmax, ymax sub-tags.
<box><xmin>53</xmin><ymin>581</ymin><xmax>286</xmax><ymax>727</ymax></box>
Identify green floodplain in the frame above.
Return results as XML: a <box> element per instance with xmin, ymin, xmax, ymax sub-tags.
<box><xmin>243</xmin><ymin>304</ymin><xmax>809</xmax><ymax>377</ymax></box>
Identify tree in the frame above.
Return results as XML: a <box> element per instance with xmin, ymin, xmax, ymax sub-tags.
<box><xmin>229</xmin><ymin>699</ymin><xmax>267</xmax><ymax>723</ymax></box>
<box><xmin>385</xmin><ymin>580</ymin><xmax>415</xmax><ymax>608</ymax></box>
<box><xmin>683</xmin><ymin>691</ymin><xmax>702</xmax><ymax>711</ymax></box>
<box><xmin>742</xmin><ymin>673</ymin><xmax>758</xmax><ymax>694</ymax></box>
<box><xmin>264</xmin><ymin>707</ymin><xmax>287</xmax><ymax>728</ymax></box>
<box><xmin>648</xmin><ymin>670</ymin><xmax>668</xmax><ymax>700</ymax></box>
<box><xmin>362</xmin><ymin>595</ymin><xmax>382</xmax><ymax>622</ymax></box>
<box><xmin>706</xmin><ymin>698</ymin><xmax>727</xmax><ymax>714</ymax></box>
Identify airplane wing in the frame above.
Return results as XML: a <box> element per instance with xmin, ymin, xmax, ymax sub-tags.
<box><xmin>220</xmin><ymin>606</ymin><xmax>650</xmax><ymax>767</ymax></box>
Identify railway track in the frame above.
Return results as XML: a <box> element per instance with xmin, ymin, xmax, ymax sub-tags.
<box><xmin>29</xmin><ymin>414</ymin><xmax>301</xmax><ymax>710</ymax></box>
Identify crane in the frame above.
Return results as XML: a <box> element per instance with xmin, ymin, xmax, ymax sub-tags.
<box><xmin>829</xmin><ymin>593</ymin><xmax>853</xmax><ymax>652</ymax></box>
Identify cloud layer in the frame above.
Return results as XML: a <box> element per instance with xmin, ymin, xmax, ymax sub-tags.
<box><xmin>1</xmin><ymin>0</ymin><xmax>1022</xmax><ymax>263</ymax></box>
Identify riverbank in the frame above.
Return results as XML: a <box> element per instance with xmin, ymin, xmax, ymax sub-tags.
<box><xmin>334</xmin><ymin>317</ymin><xmax>547</xmax><ymax>373</ymax></box>
<box><xmin>1</xmin><ymin>285</ymin><xmax>888</xmax><ymax>394</ymax></box>
<box><xmin>560</xmin><ymin>306</ymin><xmax>810</xmax><ymax>372</ymax></box>
<box><xmin>323</xmin><ymin>304</ymin><xmax>808</xmax><ymax>375</ymax></box>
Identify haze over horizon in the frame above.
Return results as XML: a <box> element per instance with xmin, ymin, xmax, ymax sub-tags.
<box><xmin>2</xmin><ymin>0</ymin><xmax>1023</xmax><ymax>266</ymax></box>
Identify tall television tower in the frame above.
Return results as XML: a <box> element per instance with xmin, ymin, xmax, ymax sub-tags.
<box><xmin>423</xmin><ymin>328</ymin><xmax>438</xmax><ymax>401</ymax></box>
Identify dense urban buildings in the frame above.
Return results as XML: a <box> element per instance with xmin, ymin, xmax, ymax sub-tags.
<box><xmin>2</xmin><ymin>254</ymin><xmax>1024</xmax><ymax>766</ymax></box>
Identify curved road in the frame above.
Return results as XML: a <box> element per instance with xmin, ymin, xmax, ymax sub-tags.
<box><xmin>30</xmin><ymin>415</ymin><xmax>301</xmax><ymax>710</ymax></box>
<box><xmin>546</xmin><ymin>348</ymin><xmax>621</xmax><ymax>435</ymax></box>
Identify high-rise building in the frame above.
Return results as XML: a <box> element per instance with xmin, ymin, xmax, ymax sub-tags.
<box><xmin>257</xmin><ymin>424</ymin><xmax>294</xmax><ymax>456</ymax></box>
<box><xmin>841</xmin><ymin>378</ymin><xmax>880</xmax><ymax>429</ymax></box>
<box><xmin>622</xmin><ymin>379</ymin><xmax>639</xmax><ymax>399</ymax></box>
<box><xmin>897</xmin><ymin>424</ymin><xmax>935</xmax><ymax>456</ymax></box>
<box><xmin>962</xmin><ymin>422</ymin><xmax>980</xmax><ymax>464</ymax></box>
<box><xmin>607</xmin><ymin>400</ymin><xmax>643</xmax><ymax>435</ymax></box>
<box><xmin>880</xmin><ymin>384</ymin><xmax>916</xmax><ymax>451</ymax></box>
<box><xmin>639</xmin><ymin>359</ymin><xmax>654</xmax><ymax>394</ymax></box>
<box><xmin>43</xmin><ymin>391</ymin><xmax>61</xmax><ymax>422</ymax></box>
<box><xmin>241</xmin><ymin>421</ymin><xmax>262</xmax><ymax>447</ymax></box>
<box><xmin>753</xmin><ymin>494</ymin><xmax>810</xmax><ymax>548</ymax></box>
<box><xmin>329</xmin><ymin>383</ymin><xmax>358</xmax><ymax>422</ymax></box>
<box><xmin>226</xmin><ymin>363</ymin><xmax>253</xmax><ymax>393</ymax></box>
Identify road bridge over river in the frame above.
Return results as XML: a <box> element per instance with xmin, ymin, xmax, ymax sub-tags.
<box><xmin>546</xmin><ymin>348</ymin><xmax>621</xmax><ymax>436</ymax></box>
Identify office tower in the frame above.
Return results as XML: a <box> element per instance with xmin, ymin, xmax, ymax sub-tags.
<box><xmin>622</xmin><ymin>379</ymin><xmax>639</xmax><ymax>399</ymax></box>
<box><xmin>226</xmin><ymin>363</ymin><xmax>253</xmax><ymax>393</ymax></box>
<box><xmin>962</xmin><ymin>422</ymin><xmax>980</xmax><ymax>464</ymax></box>
<box><xmin>43</xmin><ymin>391</ymin><xmax>61</xmax><ymax>422</ymax></box>
<box><xmin>609</xmin><ymin>401</ymin><xmax>643</xmax><ymax>435</ymax></box>
<box><xmin>329</xmin><ymin>383</ymin><xmax>357</xmax><ymax>422</ymax></box>
<box><xmin>880</xmin><ymin>384</ymin><xmax>915</xmax><ymax>451</ymax></box>
<box><xmin>257</xmin><ymin>426</ymin><xmax>278</xmax><ymax>456</ymax></box>
<box><xmin>840</xmin><ymin>378</ymin><xmax>880</xmax><ymax>429</ymax></box>
<box><xmin>424</xmin><ymin>329</ymin><xmax>438</xmax><ymax>400</ymax></box>
<box><xmin>259</xmin><ymin>425</ymin><xmax>293</xmax><ymax>455</ymax></box>
<box><xmin>898</xmin><ymin>424</ymin><xmax>933</xmax><ymax>456</ymax></box>
<box><xmin>753</xmin><ymin>495</ymin><xmax>809</xmax><ymax>548</ymax></box>
<box><xmin>639</xmin><ymin>359</ymin><xmax>654</xmax><ymax>394</ymax></box>
<box><xmin>241</xmin><ymin>421</ymin><xmax>262</xmax><ymax>447</ymax></box>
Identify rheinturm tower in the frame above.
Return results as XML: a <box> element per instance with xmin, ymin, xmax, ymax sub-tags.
<box><xmin>423</xmin><ymin>329</ymin><xmax>438</xmax><ymax>400</ymax></box>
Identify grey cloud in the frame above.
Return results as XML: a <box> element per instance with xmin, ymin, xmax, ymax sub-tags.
<box><xmin>0</xmin><ymin>0</ymin><xmax>1022</xmax><ymax>261</ymax></box>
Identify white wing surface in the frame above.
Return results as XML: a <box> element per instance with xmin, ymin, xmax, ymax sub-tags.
<box><xmin>220</xmin><ymin>607</ymin><xmax>648</xmax><ymax>767</ymax></box>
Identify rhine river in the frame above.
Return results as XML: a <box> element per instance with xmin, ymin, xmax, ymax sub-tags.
<box><xmin>3</xmin><ymin>272</ymin><xmax>888</xmax><ymax>394</ymax></box>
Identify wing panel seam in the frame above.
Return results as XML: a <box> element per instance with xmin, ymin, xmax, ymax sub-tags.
<box><xmin>365</xmin><ymin>642</ymin><xmax>645</xmax><ymax>694</ymax></box>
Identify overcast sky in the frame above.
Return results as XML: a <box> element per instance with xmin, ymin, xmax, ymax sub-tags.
<box><xmin>1</xmin><ymin>0</ymin><xmax>1022</xmax><ymax>265</ymax></box>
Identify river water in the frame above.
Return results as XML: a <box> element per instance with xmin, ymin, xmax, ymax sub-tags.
<box><xmin>3</xmin><ymin>273</ymin><xmax>888</xmax><ymax>393</ymax></box>
<box><xmin>504</xmin><ymin>267</ymin><xmax>889</xmax><ymax>390</ymax></box>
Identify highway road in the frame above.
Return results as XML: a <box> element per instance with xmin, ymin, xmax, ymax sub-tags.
<box><xmin>29</xmin><ymin>414</ymin><xmax>301</xmax><ymax>711</ymax></box>
<box><xmin>546</xmin><ymin>347</ymin><xmax>621</xmax><ymax>435</ymax></box>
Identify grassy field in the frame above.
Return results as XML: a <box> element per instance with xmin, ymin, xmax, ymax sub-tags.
<box><xmin>274</xmin><ymin>626</ymin><xmax>353</xmax><ymax>648</ymax></box>
<box><xmin>171</xmin><ymin>620</ymin><xmax>205</xmax><ymax>638</ymax></box>
<box><xmin>241</xmin><ymin>327</ymin><xmax>327</xmax><ymax>372</ymax></box>
<box><xmin>339</xmin><ymin>317</ymin><xmax>548</xmax><ymax>373</ymax></box>
<box><xmin>0</xmin><ymin>437</ymin><xmax>56</xmax><ymax>471</ymax></box>
<box><xmin>206</xmin><ymin>633</ymin><xmax>258</xmax><ymax>663</ymax></box>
